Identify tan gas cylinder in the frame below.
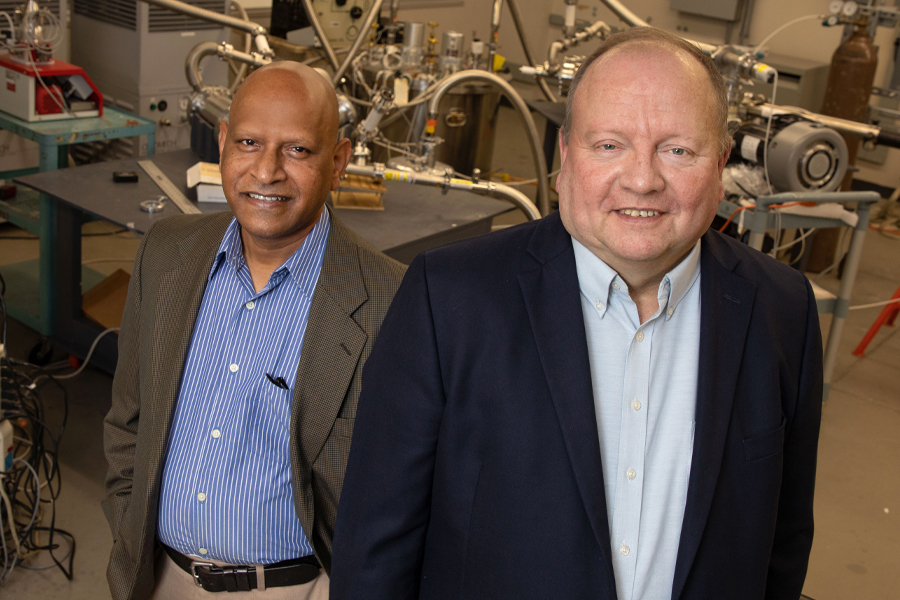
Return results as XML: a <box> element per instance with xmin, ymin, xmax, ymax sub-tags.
<box><xmin>809</xmin><ymin>24</ymin><xmax>878</xmax><ymax>272</ymax></box>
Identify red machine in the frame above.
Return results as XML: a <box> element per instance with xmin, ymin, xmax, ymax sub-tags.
<box><xmin>0</xmin><ymin>53</ymin><xmax>103</xmax><ymax>122</ymax></box>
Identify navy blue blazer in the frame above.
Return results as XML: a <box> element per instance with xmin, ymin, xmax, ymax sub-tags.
<box><xmin>331</xmin><ymin>212</ymin><xmax>823</xmax><ymax>600</ymax></box>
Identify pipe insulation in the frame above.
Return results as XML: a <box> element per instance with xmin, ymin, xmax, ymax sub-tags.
<box><xmin>426</xmin><ymin>70</ymin><xmax>551</xmax><ymax>216</ymax></box>
<box><xmin>345</xmin><ymin>164</ymin><xmax>541</xmax><ymax>221</ymax></box>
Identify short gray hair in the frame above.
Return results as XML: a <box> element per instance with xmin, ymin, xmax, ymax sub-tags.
<box><xmin>561</xmin><ymin>27</ymin><xmax>730</xmax><ymax>154</ymax></box>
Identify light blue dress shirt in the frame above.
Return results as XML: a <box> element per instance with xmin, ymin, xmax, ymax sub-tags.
<box><xmin>157</xmin><ymin>210</ymin><xmax>330</xmax><ymax>564</ymax></box>
<box><xmin>573</xmin><ymin>238</ymin><xmax>702</xmax><ymax>600</ymax></box>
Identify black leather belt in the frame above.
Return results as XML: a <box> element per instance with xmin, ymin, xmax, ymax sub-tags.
<box><xmin>162</xmin><ymin>543</ymin><xmax>320</xmax><ymax>592</ymax></box>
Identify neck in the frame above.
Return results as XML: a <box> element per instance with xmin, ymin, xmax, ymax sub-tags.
<box><xmin>241</xmin><ymin>220</ymin><xmax>317</xmax><ymax>293</ymax></box>
<box><xmin>619</xmin><ymin>270</ymin><xmax>666</xmax><ymax>324</ymax></box>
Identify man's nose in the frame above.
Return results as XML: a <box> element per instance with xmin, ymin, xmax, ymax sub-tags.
<box><xmin>252</xmin><ymin>147</ymin><xmax>286</xmax><ymax>184</ymax></box>
<box><xmin>618</xmin><ymin>150</ymin><xmax>665</xmax><ymax>194</ymax></box>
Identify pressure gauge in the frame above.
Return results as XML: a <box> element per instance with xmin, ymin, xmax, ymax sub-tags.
<box><xmin>828</xmin><ymin>0</ymin><xmax>843</xmax><ymax>15</ymax></box>
<box><xmin>842</xmin><ymin>1</ymin><xmax>859</xmax><ymax>17</ymax></box>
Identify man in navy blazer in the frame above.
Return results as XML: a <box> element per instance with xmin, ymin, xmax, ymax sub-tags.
<box><xmin>331</xmin><ymin>27</ymin><xmax>822</xmax><ymax>600</ymax></box>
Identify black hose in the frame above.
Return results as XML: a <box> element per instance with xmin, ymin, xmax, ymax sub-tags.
<box><xmin>875</xmin><ymin>129</ymin><xmax>900</xmax><ymax>149</ymax></box>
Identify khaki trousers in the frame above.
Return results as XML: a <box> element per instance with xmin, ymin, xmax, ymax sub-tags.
<box><xmin>149</xmin><ymin>548</ymin><xmax>329</xmax><ymax>600</ymax></box>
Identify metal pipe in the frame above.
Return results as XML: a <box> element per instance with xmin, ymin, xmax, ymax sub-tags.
<box><xmin>185</xmin><ymin>41</ymin><xmax>220</xmax><ymax>92</ymax></box>
<box><xmin>747</xmin><ymin>104</ymin><xmax>881</xmax><ymax>141</ymax></box>
<box><xmin>822</xmin><ymin>204</ymin><xmax>869</xmax><ymax>392</ymax></box>
<box><xmin>332</xmin><ymin>0</ymin><xmax>385</xmax><ymax>85</ymax></box>
<box><xmin>345</xmin><ymin>163</ymin><xmax>541</xmax><ymax>221</ymax></box>
<box><xmin>599</xmin><ymin>0</ymin><xmax>649</xmax><ymax>27</ymax></box>
<box><xmin>300</xmin><ymin>0</ymin><xmax>340</xmax><ymax>70</ymax></box>
<box><xmin>426</xmin><ymin>70</ymin><xmax>551</xmax><ymax>215</ymax></box>
<box><xmin>506</xmin><ymin>0</ymin><xmax>557</xmax><ymax>102</ymax></box>
<box><xmin>738</xmin><ymin>0</ymin><xmax>755</xmax><ymax>45</ymax></box>
<box><xmin>139</xmin><ymin>0</ymin><xmax>266</xmax><ymax>36</ymax></box>
<box><xmin>228</xmin><ymin>0</ymin><xmax>252</xmax><ymax>94</ymax></box>
<box><xmin>219</xmin><ymin>44</ymin><xmax>272</xmax><ymax>69</ymax></box>
<box><xmin>488</xmin><ymin>0</ymin><xmax>503</xmax><ymax>72</ymax></box>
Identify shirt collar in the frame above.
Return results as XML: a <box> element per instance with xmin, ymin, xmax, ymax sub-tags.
<box><xmin>209</xmin><ymin>209</ymin><xmax>332</xmax><ymax>296</ymax></box>
<box><xmin>662</xmin><ymin>239</ymin><xmax>701</xmax><ymax>320</ymax></box>
<box><xmin>572</xmin><ymin>237</ymin><xmax>701</xmax><ymax>321</ymax></box>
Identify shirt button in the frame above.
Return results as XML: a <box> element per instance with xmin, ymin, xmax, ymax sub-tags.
<box><xmin>199</xmin><ymin>548</ymin><xmax>208</xmax><ymax>555</ymax></box>
<box><xmin>246</xmin><ymin>300</ymin><xmax>255</xmax><ymax>310</ymax></box>
<box><xmin>197</xmin><ymin>492</ymin><xmax>207</xmax><ymax>502</ymax></box>
<box><xmin>612</xmin><ymin>281</ymin><xmax>621</xmax><ymax>290</ymax></box>
<box><xmin>627</xmin><ymin>468</ymin><xmax>636</xmax><ymax>480</ymax></box>
<box><xmin>632</xmin><ymin>400</ymin><xmax>642</xmax><ymax>411</ymax></box>
<box><xmin>635</xmin><ymin>331</ymin><xmax>644</xmax><ymax>342</ymax></box>
<box><xmin>595</xmin><ymin>300</ymin><xmax>604</xmax><ymax>311</ymax></box>
<box><xmin>211</xmin><ymin>429</ymin><xmax>221</xmax><ymax>439</ymax></box>
<box><xmin>229</xmin><ymin>364</ymin><xmax>239</xmax><ymax>373</ymax></box>
<box><xmin>620</xmin><ymin>544</ymin><xmax>630</xmax><ymax>556</ymax></box>
<box><xmin>667</xmin><ymin>306</ymin><xmax>675</xmax><ymax>318</ymax></box>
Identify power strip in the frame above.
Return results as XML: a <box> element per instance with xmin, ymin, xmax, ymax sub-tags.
<box><xmin>0</xmin><ymin>419</ymin><xmax>12</xmax><ymax>472</ymax></box>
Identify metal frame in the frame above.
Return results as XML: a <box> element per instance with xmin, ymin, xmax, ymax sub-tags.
<box><xmin>730</xmin><ymin>190</ymin><xmax>881</xmax><ymax>400</ymax></box>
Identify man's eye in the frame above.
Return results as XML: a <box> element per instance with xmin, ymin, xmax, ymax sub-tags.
<box><xmin>239</xmin><ymin>139</ymin><xmax>256</xmax><ymax>147</ymax></box>
<box><xmin>290</xmin><ymin>146</ymin><xmax>310</xmax><ymax>154</ymax></box>
<box><xmin>599</xmin><ymin>144</ymin><xmax>617</xmax><ymax>150</ymax></box>
<box><xmin>670</xmin><ymin>148</ymin><xmax>686</xmax><ymax>156</ymax></box>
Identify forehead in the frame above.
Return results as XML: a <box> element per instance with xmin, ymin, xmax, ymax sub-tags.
<box><xmin>573</xmin><ymin>45</ymin><xmax>716</xmax><ymax>129</ymax></box>
<box><xmin>229</xmin><ymin>71</ymin><xmax>335</xmax><ymax>138</ymax></box>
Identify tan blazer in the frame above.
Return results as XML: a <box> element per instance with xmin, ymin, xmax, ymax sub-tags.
<box><xmin>102</xmin><ymin>209</ymin><xmax>406</xmax><ymax>600</ymax></box>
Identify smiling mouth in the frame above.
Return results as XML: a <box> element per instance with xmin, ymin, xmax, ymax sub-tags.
<box><xmin>246</xmin><ymin>192</ymin><xmax>291</xmax><ymax>202</ymax></box>
<box><xmin>619</xmin><ymin>209</ymin><xmax>660</xmax><ymax>218</ymax></box>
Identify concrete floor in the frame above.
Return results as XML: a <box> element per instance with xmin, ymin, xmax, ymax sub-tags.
<box><xmin>1</xmin><ymin>91</ymin><xmax>899</xmax><ymax>599</ymax></box>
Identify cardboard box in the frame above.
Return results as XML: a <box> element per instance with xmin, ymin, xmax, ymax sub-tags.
<box><xmin>196</xmin><ymin>183</ymin><xmax>227</xmax><ymax>203</ymax></box>
<box><xmin>186</xmin><ymin>161</ymin><xmax>222</xmax><ymax>187</ymax></box>
<box><xmin>82</xmin><ymin>269</ymin><xmax>131</xmax><ymax>330</ymax></box>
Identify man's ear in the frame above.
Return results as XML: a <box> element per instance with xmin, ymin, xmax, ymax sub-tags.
<box><xmin>331</xmin><ymin>137</ymin><xmax>353</xmax><ymax>190</ymax></box>
<box><xmin>718</xmin><ymin>143</ymin><xmax>731</xmax><ymax>176</ymax></box>
<box><xmin>558</xmin><ymin>130</ymin><xmax>569</xmax><ymax>166</ymax></box>
<box><xmin>218</xmin><ymin>120</ymin><xmax>229</xmax><ymax>159</ymax></box>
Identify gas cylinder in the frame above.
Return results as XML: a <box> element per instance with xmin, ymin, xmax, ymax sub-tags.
<box><xmin>809</xmin><ymin>23</ymin><xmax>878</xmax><ymax>271</ymax></box>
<box><xmin>821</xmin><ymin>23</ymin><xmax>878</xmax><ymax>187</ymax></box>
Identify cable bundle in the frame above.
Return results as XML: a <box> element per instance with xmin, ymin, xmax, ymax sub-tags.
<box><xmin>0</xmin><ymin>272</ymin><xmax>75</xmax><ymax>584</ymax></box>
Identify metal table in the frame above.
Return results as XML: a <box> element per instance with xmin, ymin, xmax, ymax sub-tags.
<box><xmin>12</xmin><ymin>148</ymin><xmax>511</xmax><ymax>372</ymax></box>
<box><xmin>0</xmin><ymin>107</ymin><xmax>157</xmax><ymax>336</ymax></box>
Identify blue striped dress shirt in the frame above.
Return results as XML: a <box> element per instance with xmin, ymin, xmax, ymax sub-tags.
<box><xmin>573</xmin><ymin>238</ymin><xmax>702</xmax><ymax>600</ymax></box>
<box><xmin>157</xmin><ymin>209</ymin><xmax>330</xmax><ymax>564</ymax></box>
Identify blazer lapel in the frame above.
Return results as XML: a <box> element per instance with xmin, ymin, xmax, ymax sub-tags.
<box><xmin>517</xmin><ymin>214</ymin><xmax>617</xmax><ymax>596</ymax></box>
<box><xmin>291</xmin><ymin>215</ymin><xmax>368</xmax><ymax>541</ymax></box>
<box><xmin>671</xmin><ymin>231</ymin><xmax>757</xmax><ymax>600</ymax></box>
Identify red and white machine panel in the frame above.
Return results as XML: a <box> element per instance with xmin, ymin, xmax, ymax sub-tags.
<box><xmin>0</xmin><ymin>54</ymin><xmax>103</xmax><ymax>122</ymax></box>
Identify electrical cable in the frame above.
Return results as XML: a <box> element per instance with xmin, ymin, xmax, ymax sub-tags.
<box><xmin>500</xmin><ymin>169</ymin><xmax>561</xmax><ymax>186</ymax></box>
<box><xmin>751</xmin><ymin>14</ymin><xmax>824</xmax><ymax>57</ymax></box>
<box><xmin>32</xmin><ymin>327</ymin><xmax>119</xmax><ymax>384</ymax></box>
<box><xmin>0</xmin><ymin>280</ymin><xmax>75</xmax><ymax>582</ymax></box>
<box><xmin>762</xmin><ymin>70</ymin><xmax>778</xmax><ymax>195</ymax></box>
<box><xmin>848</xmin><ymin>297</ymin><xmax>900</xmax><ymax>311</ymax></box>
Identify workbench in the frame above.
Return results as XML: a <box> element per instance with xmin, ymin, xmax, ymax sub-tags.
<box><xmin>11</xmin><ymin>148</ymin><xmax>512</xmax><ymax>372</ymax></box>
<box><xmin>0</xmin><ymin>107</ymin><xmax>157</xmax><ymax>337</ymax></box>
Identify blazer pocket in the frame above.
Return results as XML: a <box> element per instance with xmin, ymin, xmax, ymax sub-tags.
<box><xmin>743</xmin><ymin>417</ymin><xmax>786</xmax><ymax>461</ymax></box>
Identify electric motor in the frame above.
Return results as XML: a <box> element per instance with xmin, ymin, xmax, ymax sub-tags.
<box><xmin>732</xmin><ymin>118</ymin><xmax>848</xmax><ymax>193</ymax></box>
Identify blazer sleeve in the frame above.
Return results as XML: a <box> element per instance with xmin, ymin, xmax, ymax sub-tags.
<box><xmin>765</xmin><ymin>279</ymin><xmax>823</xmax><ymax>599</ymax></box>
<box><xmin>330</xmin><ymin>253</ymin><xmax>445</xmax><ymax>600</ymax></box>
<box><xmin>100</xmin><ymin>224</ymin><xmax>153</xmax><ymax>540</ymax></box>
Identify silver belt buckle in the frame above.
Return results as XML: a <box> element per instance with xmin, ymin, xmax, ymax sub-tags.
<box><xmin>189</xmin><ymin>560</ymin><xmax>215</xmax><ymax>588</ymax></box>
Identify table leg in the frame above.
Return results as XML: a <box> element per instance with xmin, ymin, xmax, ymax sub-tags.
<box><xmin>543</xmin><ymin>118</ymin><xmax>557</xmax><ymax>175</ymax></box>
<box><xmin>37</xmin><ymin>142</ymin><xmax>61</xmax><ymax>335</ymax></box>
